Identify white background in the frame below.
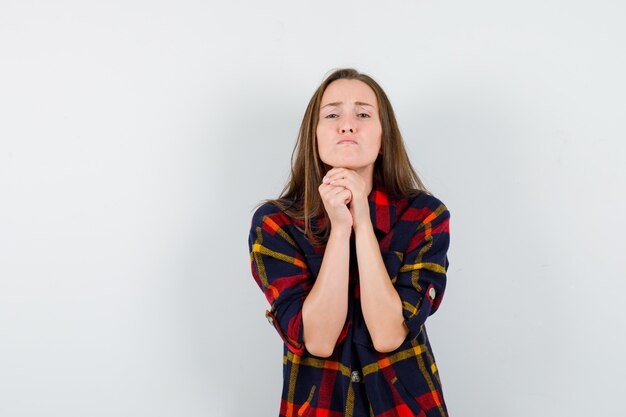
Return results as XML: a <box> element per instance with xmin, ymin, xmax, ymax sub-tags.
<box><xmin>1</xmin><ymin>1</ymin><xmax>625</xmax><ymax>416</ymax></box>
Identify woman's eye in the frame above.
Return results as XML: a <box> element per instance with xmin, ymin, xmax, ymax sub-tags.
<box><xmin>358</xmin><ymin>113</ymin><xmax>370</xmax><ymax>118</ymax></box>
<box><xmin>325</xmin><ymin>114</ymin><xmax>339</xmax><ymax>119</ymax></box>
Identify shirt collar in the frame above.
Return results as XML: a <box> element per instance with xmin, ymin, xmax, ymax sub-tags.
<box><xmin>368</xmin><ymin>182</ymin><xmax>395</xmax><ymax>234</ymax></box>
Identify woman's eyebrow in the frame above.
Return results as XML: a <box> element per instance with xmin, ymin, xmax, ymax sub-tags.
<box><xmin>321</xmin><ymin>101</ymin><xmax>375</xmax><ymax>109</ymax></box>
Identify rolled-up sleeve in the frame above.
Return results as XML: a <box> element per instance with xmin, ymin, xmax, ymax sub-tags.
<box><xmin>393</xmin><ymin>202</ymin><xmax>450</xmax><ymax>343</ymax></box>
<box><xmin>248</xmin><ymin>205</ymin><xmax>312</xmax><ymax>355</ymax></box>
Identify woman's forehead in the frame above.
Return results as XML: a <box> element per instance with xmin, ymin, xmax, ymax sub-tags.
<box><xmin>321</xmin><ymin>79</ymin><xmax>377</xmax><ymax>108</ymax></box>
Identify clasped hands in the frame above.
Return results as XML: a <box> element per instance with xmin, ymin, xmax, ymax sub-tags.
<box><xmin>319</xmin><ymin>167</ymin><xmax>371</xmax><ymax>232</ymax></box>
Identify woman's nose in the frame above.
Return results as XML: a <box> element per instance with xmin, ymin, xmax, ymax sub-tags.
<box><xmin>340</xmin><ymin>118</ymin><xmax>355</xmax><ymax>133</ymax></box>
<box><xmin>339</xmin><ymin>116</ymin><xmax>356</xmax><ymax>133</ymax></box>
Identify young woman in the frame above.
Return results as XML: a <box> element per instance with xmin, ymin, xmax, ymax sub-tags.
<box><xmin>248</xmin><ymin>68</ymin><xmax>451</xmax><ymax>417</ymax></box>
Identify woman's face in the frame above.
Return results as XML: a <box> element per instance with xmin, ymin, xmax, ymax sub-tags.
<box><xmin>316</xmin><ymin>79</ymin><xmax>382</xmax><ymax>172</ymax></box>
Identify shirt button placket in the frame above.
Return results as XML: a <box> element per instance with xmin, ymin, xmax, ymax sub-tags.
<box><xmin>351</xmin><ymin>370</ymin><xmax>361</xmax><ymax>383</ymax></box>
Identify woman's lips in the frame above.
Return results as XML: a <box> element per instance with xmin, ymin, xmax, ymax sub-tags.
<box><xmin>338</xmin><ymin>140</ymin><xmax>357</xmax><ymax>144</ymax></box>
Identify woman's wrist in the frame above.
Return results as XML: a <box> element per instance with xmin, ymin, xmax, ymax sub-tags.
<box><xmin>329</xmin><ymin>224</ymin><xmax>352</xmax><ymax>240</ymax></box>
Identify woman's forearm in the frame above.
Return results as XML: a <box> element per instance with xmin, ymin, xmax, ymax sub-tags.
<box><xmin>302</xmin><ymin>226</ymin><xmax>351</xmax><ymax>357</ymax></box>
<box><xmin>355</xmin><ymin>222</ymin><xmax>408</xmax><ymax>353</ymax></box>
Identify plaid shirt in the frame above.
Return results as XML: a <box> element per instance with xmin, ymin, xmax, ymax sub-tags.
<box><xmin>248</xmin><ymin>183</ymin><xmax>451</xmax><ymax>417</ymax></box>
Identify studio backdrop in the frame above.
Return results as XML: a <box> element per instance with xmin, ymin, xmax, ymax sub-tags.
<box><xmin>1</xmin><ymin>1</ymin><xmax>624</xmax><ymax>416</ymax></box>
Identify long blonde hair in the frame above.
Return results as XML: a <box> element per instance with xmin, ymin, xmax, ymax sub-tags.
<box><xmin>253</xmin><ymin>67</ymin><xmax>431</xmax><ymax>246</ymax></box>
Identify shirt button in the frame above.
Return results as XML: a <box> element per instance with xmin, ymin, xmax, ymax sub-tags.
<box><xmin>428</xmin><ymin>287</ymin><xmax>436</xmax><ymax>299</ymax></box>
<box><xmin>351</xmin><ymin>370</ymin><xmax>361</xmax><ymax>383</ymax></box>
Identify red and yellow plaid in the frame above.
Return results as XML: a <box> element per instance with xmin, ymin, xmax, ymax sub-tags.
<box><xmin>249</xmin><ymin>183</ymin><xmax>451</xmax><ymax>417</ymax></box>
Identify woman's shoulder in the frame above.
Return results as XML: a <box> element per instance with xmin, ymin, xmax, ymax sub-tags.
<box><xmin>252</xmin><ymin>201</ymin><xmax>282</xmax><ymax>218</ymax></box>
<box><xmin>393</xmin><ymin>191</ymin><xmax>451</xmax><ymax>231</ymax></box>
<box><xmin>405</xmin><ymin>190</ymin><xmax>450</xmax><ymax>214</ymax></box>
<box><xmin>251</xmin><ymin>201</ymin><xmax>285</xmax><ymax>225</ymax></box>
<box><xmin>250</xmin><ymin>200</ymin><xmax>303</xmax><ymax>229</ymax></box>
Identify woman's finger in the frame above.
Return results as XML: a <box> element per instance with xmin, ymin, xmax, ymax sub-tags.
<box><xmin>340</xmin><ymin>188</ymin><xmax>352</xmax><ymax>204</ymax></box>
<box><xmin>331</xmin><ymin>185</ymin><xmax>348</xmax><ymax>196</ymax></box>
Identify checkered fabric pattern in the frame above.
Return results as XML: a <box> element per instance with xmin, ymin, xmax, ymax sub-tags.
<box><xmin>248</xmin><ymin>183</ymin><xmax>451</xmax><ymax>417</ymax></box>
